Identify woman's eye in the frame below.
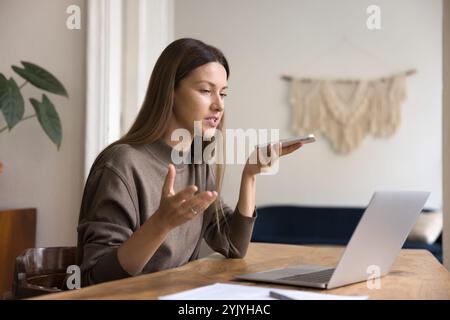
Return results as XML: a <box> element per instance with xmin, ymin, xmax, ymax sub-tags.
<box><xmin>200</xmin><ymin>89</ymin><xmax>227</xmax><ymax>98</ymax></box>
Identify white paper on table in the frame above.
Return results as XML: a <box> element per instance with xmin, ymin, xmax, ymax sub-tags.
<box><xmin>158</xmin><ymin>283</ymin><xmax>368</xmax><ymax>300</ymax></box>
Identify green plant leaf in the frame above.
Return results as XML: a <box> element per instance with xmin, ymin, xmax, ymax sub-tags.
<box><xmin>0</xmin><ymin>77</ymin><xmax>25</xmax><ymax>129</ymax></box>
<box><xmin>0</xmin><ymin>73</ymin><xmax>6</xmax><ymax>85</ymax></box>
<box><xmin>30</xmin><ymin>94</ymin><xmax>62</xmax><ymax>149</ymax></box>
<box><xmin>0</xmin><ymin>73</ymin><xmax>6</xmax><ymax>111</ymax></box>
<box><xmin>12</xmin><ymin>61</ymin><xmax>68</xmax><ymax>97</ymax></box>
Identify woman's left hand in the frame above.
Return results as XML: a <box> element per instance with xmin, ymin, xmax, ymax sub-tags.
<box><xmin>243</xmin><ymin>141</ymin><xmax>303</xmax><ymax>176</ymax></box>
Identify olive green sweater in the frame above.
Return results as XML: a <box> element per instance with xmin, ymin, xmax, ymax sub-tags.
<box><xmin>77</xmin><ymin>139</ymin><xmax>256</xmax><ymax>286</ymax></box>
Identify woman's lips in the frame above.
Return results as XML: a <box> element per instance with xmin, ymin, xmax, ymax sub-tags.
<box><xmin>204</xmin><ymin>117</ymin><xmax>219</xmax><ymax>127</ymax></box>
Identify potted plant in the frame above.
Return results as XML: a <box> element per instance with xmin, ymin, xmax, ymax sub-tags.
<box><xmin>0</xmin><ymin>61</ymin><xmax>68</xmax><ymax>174</ymax></box>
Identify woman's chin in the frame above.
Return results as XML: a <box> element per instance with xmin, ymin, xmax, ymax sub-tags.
<box><xmin>203</xmin><ymin>127</ymin><xmax>217</xmax><ymax>140</ymax></box>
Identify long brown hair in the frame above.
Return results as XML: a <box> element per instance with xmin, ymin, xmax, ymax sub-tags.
<box><xmin>91</xmin><ymin>38</ymin><xmax>229</xmax><ymax>227</ymax></box>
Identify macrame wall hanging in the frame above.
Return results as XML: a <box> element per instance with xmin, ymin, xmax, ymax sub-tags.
<box><xmin>282</xmin><ymin>69</ymin><xmax>416</xmax><ymax>154</ymax></box>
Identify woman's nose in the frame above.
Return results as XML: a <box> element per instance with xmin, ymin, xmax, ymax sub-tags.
<box><xmin>212</xmin><ymin>102</ymin><xmax>224</xmax><ymax>112</ymax></box>
<box><xmin>212</xmin><ymin>94</ymin><xmax>224</xmax><ymax>111</ymax></box>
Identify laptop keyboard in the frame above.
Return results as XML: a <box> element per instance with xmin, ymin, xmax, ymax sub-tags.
<box><xmin>279</xmin><ymin>268</ymin><xmax>335</xmax><ymax>283</ymax></box>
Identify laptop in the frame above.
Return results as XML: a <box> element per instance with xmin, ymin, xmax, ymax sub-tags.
<box><xmin>235</xmin><ymin>191</ymin><xmax>430</xmax><ymax>289</ymax></box>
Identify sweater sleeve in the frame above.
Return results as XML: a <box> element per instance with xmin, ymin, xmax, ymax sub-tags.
<box><xmin>77</xmin><ymin>165</ymin><xmax>138</xmax><ymax>286</ymax></box>
<box><xmin>203</xmin><ymin>197</ymin><xmax>257</xmax><ymax>258</ymax></box>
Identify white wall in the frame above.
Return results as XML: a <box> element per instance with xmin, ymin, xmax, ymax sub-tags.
<box><xmin>0</xmin><ymin>0</ymin><xmax>86</xmax><ymax>247</ymax></box>
<box><xmin>175</xmin><ymin>0</ymin><xmax>442</xmax><ymax>209</ymax></box>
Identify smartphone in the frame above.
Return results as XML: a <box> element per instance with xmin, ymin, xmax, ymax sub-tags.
<box><xmin>255</xmin><ymin>134</ymin><xmax>316</xmax><ymax>149</ymax></box>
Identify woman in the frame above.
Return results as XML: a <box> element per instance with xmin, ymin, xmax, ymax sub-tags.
<box><xmin>77</xmin><ymin>38</ymin><xmax>302</xmax><ymax>286</ymax></box>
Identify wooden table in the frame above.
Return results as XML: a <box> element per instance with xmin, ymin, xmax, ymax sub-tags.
<box><xmin>34</xmin><ymin>243</ymin><xmax>450</xmax><ymax>300</ymax></box>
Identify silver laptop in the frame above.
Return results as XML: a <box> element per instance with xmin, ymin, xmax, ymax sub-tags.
<box><xmin>235</xmin><ymin>191</ymin><xmax>430</xmax><ymax>289</ymax></box>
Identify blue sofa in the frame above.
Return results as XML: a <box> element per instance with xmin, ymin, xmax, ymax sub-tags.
<box><xmin>252</xmin><ymin>205</ymin><xmax>442</xmax><ymax>262</ymax></box>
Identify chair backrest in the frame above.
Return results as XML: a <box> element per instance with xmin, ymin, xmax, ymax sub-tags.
<box><xmin>12</xmin><ymin>247</ymin><xmax>76</xmax><ymax>299</ymax></box>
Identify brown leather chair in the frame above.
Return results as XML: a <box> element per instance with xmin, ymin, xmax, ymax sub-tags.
<box><xmin>12</xmin><ymin>247</ymin><xmax>77</xmax><ymax>299</ymax></box>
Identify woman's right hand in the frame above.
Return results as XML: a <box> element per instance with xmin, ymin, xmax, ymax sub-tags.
<box><xmin>153</xmin><ymin>164</ymin><xmax>218</xmax><ymax>231</ymax></box>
